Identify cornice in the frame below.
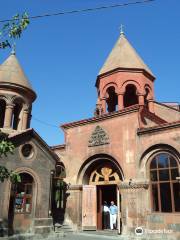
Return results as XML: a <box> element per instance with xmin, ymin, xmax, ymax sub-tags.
<box><xmin>119</xmin><ymin>180</ymin><xmax>149</xmax><ymax>190</ymax></box>
<box><xmin>61</xmin><ymin>105</ymin><xmax>140</xmax><ymax>129</ymax></box>
<box><xmin>95</xmin><ymin>67</ymin><xmax>155</xmax><ymax>88</ymax></box>
<box><xmin>137</xmin><ymin>121</ymin><xmax>180</xmax><ymax>135</ymax></box>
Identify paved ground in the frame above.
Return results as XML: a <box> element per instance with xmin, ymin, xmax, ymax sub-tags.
<box><xmin>64</xmin><ymin>233</ymin><xmax>119</xmax><ymax>240</ymax></box>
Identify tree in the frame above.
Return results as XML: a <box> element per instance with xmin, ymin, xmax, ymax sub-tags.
<box><xmin>0</xmin><ymin>132</ymin><xmax>21</xmax><ymax>183</ymax></box>
<box><xmin>0</xmin><ymin>12</ymin><xmax>30</xmax><ymax>183</ymax></box>
<box><xmin>0</xmin><ymin>12</ymin><xmax>29</xmax><ymax>49</ymax></box>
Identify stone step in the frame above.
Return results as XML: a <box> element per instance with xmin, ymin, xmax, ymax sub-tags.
<box><xmin>34</xmin><ymin>226</ymin><xmax>53</xmax><ymax>235</ymax></box>
<box><xmin>34</xmin><ymin>218</ymin><xmax>53</xmax><ymax>227</ymax></box>
<box><xmin>54</xmin><ymin>223</ymin><xmax>73</xmax><ymax>233</ymax></box>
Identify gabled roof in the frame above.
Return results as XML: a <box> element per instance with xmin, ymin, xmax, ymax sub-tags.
<box><xmin>99</xmin><ymin>32</ymin><xmax>154</xmax><ymax>78</ymax></box>
<box><xmin>8</xmin><ymin>128</ymin><xmax>59</xmax><ymax>162</ymax></box>
<box><xmin>61</xmin><ymin>105</ymin><xmax>140</xmax><ymax>129</ymax></box>
<box><xmin>0</xmin><ymin>52</ymin><xmax>36</xmax><ymax>99</ymax></box>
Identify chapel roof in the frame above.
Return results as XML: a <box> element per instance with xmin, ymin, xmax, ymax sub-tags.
<box><xmin>0</xmin><ymin>51</ymin><xmax>36</xmax><ymax>99</ymax></box>
<box><xmin>98</xmin><ymin>31</ymin><xmax>154</xmax><ymax>78</ymax></box>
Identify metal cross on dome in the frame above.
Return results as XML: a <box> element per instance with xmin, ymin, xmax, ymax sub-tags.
<box><xmin>120</xmin><ymin>24</ymin><xmax>124</xmax><ymax>35</ymax></box>
<box><xmin>11</xmin><ymin>42</ymin><xmax>16</xmax><ymax>55</ymax></box>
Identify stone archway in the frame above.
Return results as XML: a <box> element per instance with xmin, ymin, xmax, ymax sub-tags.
<box><xmin>77</xmin><ymin>154</ymin><xmax>124</xmax><ymax>185</ymax></box>
<box><xmin>79</xmin><ymin>155</ymin><xmax>123</xmax><ymax>232</ymax></box>
<box><xmin>7</xmin><ymin>171</ymin><xmax>37</xmax><ymax>235</ymax></box>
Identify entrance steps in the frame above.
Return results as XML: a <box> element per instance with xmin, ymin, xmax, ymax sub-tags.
<box><xmin>54</xmin><ymin>223</ymin><xmax>73</xmax><ymax>233</ymax></box>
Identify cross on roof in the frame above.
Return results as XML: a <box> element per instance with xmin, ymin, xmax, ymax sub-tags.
<box><xmin>120</xmin><ymin>24</ymin><xmax>124</xmax><ymax>35</ymax></box>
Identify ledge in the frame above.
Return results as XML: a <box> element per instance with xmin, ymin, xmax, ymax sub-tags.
<box><xmin>137</xmin><ymin>121</ymin><xmax>180</xmax><ymax>135</ymax></box>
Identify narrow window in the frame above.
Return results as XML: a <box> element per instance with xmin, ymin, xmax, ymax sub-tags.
<box><xmin>14</xmin><ymin>173</ymin><xmax>33</xmax><ymax>214</ymax></box>
<box><xmin>12</xmin><ymin>102</ymin><xmax>22</xmax><ymax>130</ymax></box>
<box><xmin>124</xmin><ymin>84</ymin><xmax>138</xmax><ymax>108</ymax></box>
<box><xmin>0</xmin><ymin>99</ymin><xmax>6</xmax><ymax>128</ymax></box>
<box><xmin>106</xmin><ymin>86</ymin><xmax>118</xmax><ymax>113</ymax></box>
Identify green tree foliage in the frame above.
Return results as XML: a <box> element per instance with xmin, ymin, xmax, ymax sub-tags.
<box><xmin>0</xmin><ymin>12</ymin><xmax>30</xmax><ymax>49</ymax></box>
<box><xmin>0</xmin><ymin>132</ymin><xmax>21</xmax><ymax>183</ymax></box>
<box><xmin>0</xmin><ymin>12</ymin><xmax>29</xmax><ymax>183</ymax></box>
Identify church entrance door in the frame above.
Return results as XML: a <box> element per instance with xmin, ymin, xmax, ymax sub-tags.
<box><xmin>82</xmin><ymin>161</ymin><xmax>122</xmax><ymax>233</ymax></box>
<box><xmin>97</xmin><ymin>184</ymin><xmax>117</xmax><ymax>230</ymax></box>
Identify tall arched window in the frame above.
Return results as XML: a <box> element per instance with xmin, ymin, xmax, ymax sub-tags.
<box><xmin>106</xmin><ymin>86</ymin><xmax>118</xmax><ymax>113</ymax></box>
<box><xmin>14</xmin><ymin>173</ymin><xmax>34</xmax><ymax>214</ymax></box>
<box><xmin>150</xmin><ymin>153</ymin><xmax>180</xmax><ymax>212</ymax></box>
<box><xmin>124</xmin><ymin>84</ymin><xmax>138</xmax><ymax>108</ymax></box>
<box><xmin>12</xmin><ymin>101</ymin><xmax>23</xmax><ymax>130</ymax></box>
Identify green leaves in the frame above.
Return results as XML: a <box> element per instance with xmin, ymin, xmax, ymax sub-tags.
<box><xmin>0</xmin><ymin>12</ymin><xmax>30</xmax><ymax>49</ymax></box>
<box><xmin>0</xmin><ymin>132</ymin><xmax>17</xmax><ymax>183</ymax></box>
<box><xmin>0</xmin><ymin>166</ymin><xmax>9</xmax><ymax>182</ymax></box>
<box><xmin>0</xmin><ymin>167</ymin><xmax>21</xmax><ymax>183</ymax></box>
<box><xmin>0</xmin><ymin>139</ymin><xmax>14</xmax><ymax>156</ymax></box>
<box><xmin>10</xmin><ymin>171</ymin><xmax>21</xmax><ymax>184</ymax></box>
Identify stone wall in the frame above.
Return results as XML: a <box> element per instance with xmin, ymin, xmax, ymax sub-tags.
<box><xmin>0</xmin><ymin>134</ymin><xmax>56</xmax><ymax>235</ymax></box>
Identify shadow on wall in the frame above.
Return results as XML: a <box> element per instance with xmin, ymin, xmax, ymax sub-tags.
<box><xmin>51</xmin><ymin>180</ymin><xmax>70</xmax><ymax>225</ymax></box>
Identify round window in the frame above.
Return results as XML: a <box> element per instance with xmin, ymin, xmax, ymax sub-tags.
<box><xmin>21</xmin><ymin>144</ymin><xmax>34</xmax><ymax>159</ymax></box>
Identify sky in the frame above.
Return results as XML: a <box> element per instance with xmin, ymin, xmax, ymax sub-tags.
<box><xmin>0</xmin><ymin>0</ymin><xmax>179</xmax><ymax>146</ymax></box>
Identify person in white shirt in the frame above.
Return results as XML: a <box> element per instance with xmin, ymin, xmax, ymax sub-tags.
<box><xmin>102</xmin><ymin>201</ymin><xmax>110</xmax><ymax>229</ymax></box>
<box><xmin>109</xmin><ymin>201</ymin><xmax>118</xmax><ymax>230</ymax></box>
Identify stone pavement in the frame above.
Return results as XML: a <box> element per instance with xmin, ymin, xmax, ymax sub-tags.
<box><xmin>0</xmin><ymin>231</ymin><xmax>179</xmax><ymax>240</ymax></box>
<box><xmin>63</xmin><ymin>232</ymin><xmax>179</xmax><ymax>240</ymax></box>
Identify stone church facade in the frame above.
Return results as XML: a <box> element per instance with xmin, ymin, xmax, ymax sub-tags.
<box><xmin>0</xmin><ymin>31</ymin><xmax>179</xmax><ymax>239</ymax></box>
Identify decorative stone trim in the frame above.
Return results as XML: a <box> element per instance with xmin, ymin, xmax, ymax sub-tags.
<box><xmin>119</xmin><ymin>180</ymin><xmax>149</xmax><ymax>189</ymax></box>
<box><xmin>88</xmin><ymin>125</ymin><xmax>109</xmax><ymax>147</ymax></box>
<box><xmin>19</xmin><ymin>141</ymin><xmax>37</xmax><ymax>161</ymax></box>
<box><xmin>137</xmin><ymin>121</ymin><xmax>180</xmax><ymax>135</ymax></box>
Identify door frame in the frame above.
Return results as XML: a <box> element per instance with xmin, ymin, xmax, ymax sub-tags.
<box><xmin>96</xmin><ymin>184</ymin><xmax>121</xmax><ymax>232</ymax></box>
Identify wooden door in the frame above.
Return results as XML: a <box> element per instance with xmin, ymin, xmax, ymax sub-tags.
<box><xmin>82</xmin><ymin>185</ymin><xmax>97</xmax><ymax>230</ymax></box>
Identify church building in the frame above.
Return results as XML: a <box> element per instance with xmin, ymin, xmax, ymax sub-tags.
<box><xmin>0</xmin><ymin>29</ymin><xmax>179</xmax><ymax>239</ymax></box>
<box><xmin>52</xmin><ymin>30</ymin><xmax>180</xmax><ymax>237</ymax></box>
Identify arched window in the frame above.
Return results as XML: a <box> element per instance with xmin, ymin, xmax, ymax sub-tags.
<box><xmin>106</xmin><ymin>86</ymin><xmax>118</xmax><ymax>113</ymax></box>
<box><xmin>0</xmin><ymin>99</ymin><xmax>6</xmax><ymax>128</ymax></box>
<box><xmin>14</xmin><ymin>173</ymin><xmax>33</xmax><ymax>214</ymax></box>
<box><xmin>124</xmin><ymin>84</ymin><xmax>138</xmax><ymax>108</ymax></box>
<box><xmin>150</xmin><ymin>153</ymin><xmax>180</xmax><ymax>212</ymax></box>
<box><xmin>144</xmin><ymin>88</ymin><xmax>150</xmax><ymax>107</ymax></box>
<box><xmin>12</xmin><ymin>101</ymin><xmax>23</xmax><ymax>130</ymax></box>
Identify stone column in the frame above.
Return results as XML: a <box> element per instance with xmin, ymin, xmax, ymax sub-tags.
<box><xmin>3</xmin><ymin>104</ymin><xmax>14</xmax><ymax>128</ymax></box>
<box><xmin>148</xmin><ymin>99</ymin><xmax>154</xmax><ymax>113</ymax></box>
<box><xmin>22</xmin><ymin>109</ymin><xmax>29</xmax><ymax>130</ymax></box>
<box><xmin>138</xmin><ymin>94</ymin><xmax>145</xmax><ymax>106</ymax></box>
<box><xmin>119</xmin><ymin>181</ymin><xmax>149</xmax><ymax>235</ymax></box>
<box><xmin>118</xmin><ymin>93</ymin><xmax>124</xmax><ymax>110</ymax></box>
<box><xmin>101</xmin><ymin>98</ymin><xmax>106</xmax><ymax>114</ymax></box>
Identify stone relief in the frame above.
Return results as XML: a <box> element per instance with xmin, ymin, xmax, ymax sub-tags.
<box><xmin>119</xmin><ymin>180</ymin><xmax>149</xmax><ymax>190</ymax></box>
<box><xmin>88</xmin><ymin>125</ymin><xmax>109</xmax><ymax>147</ymax></box>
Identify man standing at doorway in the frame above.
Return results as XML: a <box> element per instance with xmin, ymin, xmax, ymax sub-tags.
<box><xmin>109</xmin><ymin>201</ymin><xmax>118</xmax><ymax>230</ymax></box>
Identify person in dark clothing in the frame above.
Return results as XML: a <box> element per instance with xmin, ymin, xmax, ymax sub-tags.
<box><xmin>102</xmin><ymin>201</ymin><xmax>110</xmax><ymax>229</ymax></box>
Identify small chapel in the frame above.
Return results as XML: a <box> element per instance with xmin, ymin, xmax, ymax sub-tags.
<box><xmin>0</xmin><ymin>29</ymin><xmax>179</xmax><ymax>238</ymax></box>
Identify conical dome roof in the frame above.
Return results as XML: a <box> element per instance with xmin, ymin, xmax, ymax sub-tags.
<box><xmin>99</xmin><ymin>33</ymin><xmax>154</xmax><ymax>78</ymax></box>
<box><xmin>0</xmin><ymin>52</ymin><xmax>36</xmax><ymax>100</ymax></box>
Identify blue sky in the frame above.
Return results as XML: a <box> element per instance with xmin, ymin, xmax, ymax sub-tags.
<box><xmin>0</xmin><ymin>0</ymin><xmax>179</xmax><ymax>146</ymax></box>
